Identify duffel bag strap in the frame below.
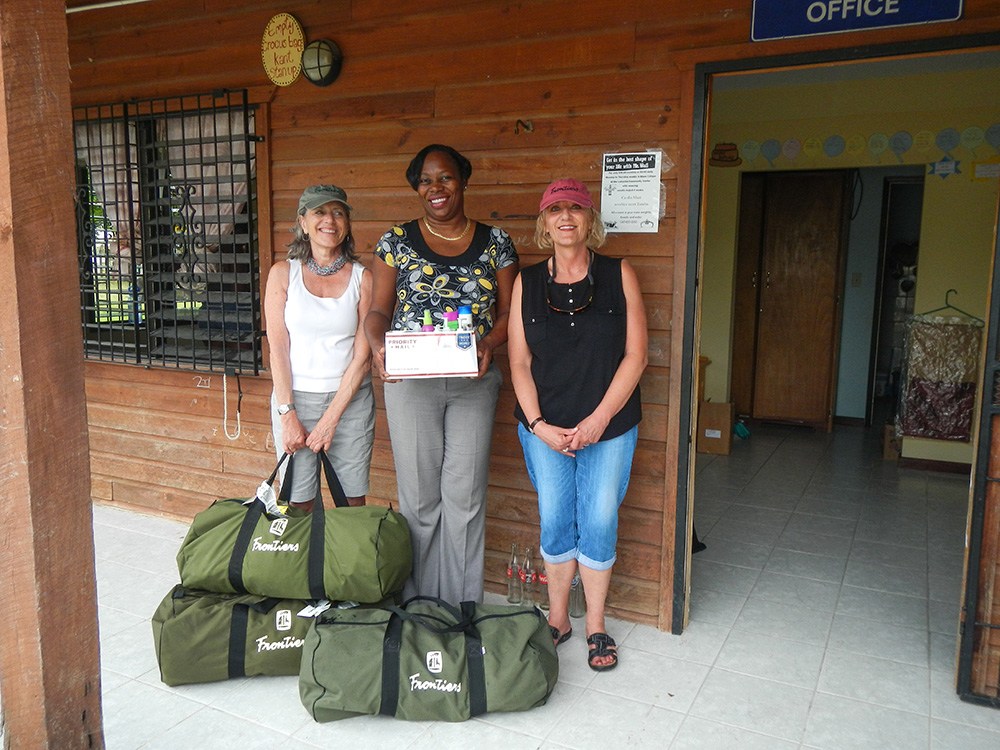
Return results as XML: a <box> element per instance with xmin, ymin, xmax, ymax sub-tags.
<box><xmin>268</xmin><ymin>453</ymin><xmax>290</xmax><ymax>488</ymax></box>
<box><xmin>277</xmin><ymin>452</ymin><xmax>294</xmax><ymax>506</ymax></box>
<box><xmin>228</xmin><ymin>499</ymin><xmax>265</xmax><ymax>594</ymax></box>
<box><xmin>379</xmin><ymin>610</ymin><xmax>404</xmax><ymax>717</ymax></box>
<box><xmin>230</xmin><ymin>496</ymin><xmax>323</xmax><ymax>598</ymax></box>
<box><xmin>228</xmin><ymin>602</ymin><xmax>252</xmax><ymax>678</ymax></box>
<box><xmin>377</xmin><ymin>600</ymin><xmax>488</xmax><ymax>718</ymax></box>
<box><xmin>249</xmin><ymin>597</ymin><xmax>283</xmax><ymax>614</ymax></box>
<box><xmin>318</xmin><ymin>452</ymin><xmax>349</xmax><ymax>508</ymax></box>
<box><xmin>277</xmin><ymin>451</ymin><xmax>348</xmax><ymax>508</ymax></box>
<box><xmin>230</xmin><ymin>453</ymin><xmax>292</xmax><ymax>594</ymax></box>
<box><xmin>460</xmin><ymin>601</ymin><xmax>488</xmax><ymax>717</ymax></box>
<box><xmin>386</xmin><ymin>599</ymin><xmax>468</xmax><ymax>635</ymax></box>
<box><xmin>397</xmin><ymin>595</ymin><xmax>466</xmax><ymax>627</ymax></box>
<box><xmin>274</xmin><ymin>451</ymin><xmax>339</xmax><ymax>600</ymax></box>
<box><xmin>307</xmin><ymin>499</ymin><xmax>326</xmax><ymax>600</ymax></box>
<box><xmin>305</xmin><ymin>453</ymin><xmax>350</xmax><ymax>598</ymax></box>
<box><xmin>228</xmin><ymin>596</ymin><xmax>285</xmax><ymax>679</ymax></box>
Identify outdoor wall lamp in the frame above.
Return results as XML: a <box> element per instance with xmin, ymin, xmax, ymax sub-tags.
<box><xmin>301</xmin><ymin>39</ymin><xmax>343</xmax><ymax>86</ymax></box>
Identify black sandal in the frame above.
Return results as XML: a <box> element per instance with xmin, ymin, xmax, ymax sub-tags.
<box><xmin>586</xmin><ymin>632</ymin><xmax>618</xmax><ymax>672</ymax></box>
<box><xmin>549</xmin><ymin>624</ymin><xmax>572</xmax><ymax>647</ymax></box>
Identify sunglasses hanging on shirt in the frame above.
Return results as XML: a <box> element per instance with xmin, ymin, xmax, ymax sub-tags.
<box><xmin>546</xmin><ymin>250</ymin><xmax>595</xmax><ymax>314</ymax></box>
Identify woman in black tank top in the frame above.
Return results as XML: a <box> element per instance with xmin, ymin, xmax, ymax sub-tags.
<box><xmin>508</xmin><ymin>179</ymin><xmax>648</xmax><ymax>672</ymax></box>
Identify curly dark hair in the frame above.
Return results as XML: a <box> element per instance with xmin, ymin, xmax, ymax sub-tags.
<box><xmin>405</xmin><ymin>144</ymin><xmax>473</xmax><ymax>190</ymax></box>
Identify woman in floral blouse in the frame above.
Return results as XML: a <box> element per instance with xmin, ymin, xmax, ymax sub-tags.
<box><xmin>365</xmin><ymin>144</ymin><xmax>518</xmax><ymax>603</ymax></box>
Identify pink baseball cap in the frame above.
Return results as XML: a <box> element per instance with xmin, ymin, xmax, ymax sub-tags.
<box><xmin>539</xmin><ymin>179</ymin><xmax>595</xmax><ymax>212</ymax></box>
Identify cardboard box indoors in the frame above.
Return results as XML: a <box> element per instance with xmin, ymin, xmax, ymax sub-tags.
<box><xmin>882</xmin><ymin>423</ymin><xmax>901</xmax><ymax>460</ymax></box>
<box><xmin>697</xmin><ymin>401</ymin><xmax>734</xmax><ymax>455</ymax></box>
<box><xmin>384</xmin><ymin>330</ymin><xmax>479</xmax><ymax>378</ymax></box>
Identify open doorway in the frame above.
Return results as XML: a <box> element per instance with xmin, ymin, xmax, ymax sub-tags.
<box><xmin>726</xmin><ymin>166</ymin><xmax>927</xmax><ymax>433</ymax></box>
<box><xmin>730</xmin><ymin>169</ymin><xmax>852</xmax><ymax>431</ymax></box>
<box><xmin>681</xmin><ymin>46</ymin><xmax>1000</xmax><ymax>705</ymax></box>
<box><xmin>869</xmin><ymin>174</ymin><xmax>924</xmax><ymax>428</ymax></box>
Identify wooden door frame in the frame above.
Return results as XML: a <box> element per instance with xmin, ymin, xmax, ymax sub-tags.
<box><xmin>676</xmin><ymin>33</ymin><xmax>1000</xmax><ymax>634</ymax></box>
<box><xmin>957</xmin><ymin>195</ymin><xmax>1000</xmax><ymax>707</ymax></box>
<box><xmin>730</xmin><ymin>172</ymin><xmax>766</xmax><ymax>419</ymax></box>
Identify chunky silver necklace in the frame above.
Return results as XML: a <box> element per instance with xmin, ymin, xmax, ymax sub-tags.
<box><xmin>306</xmin><ymin>253</ymin><xmax>348</xmax><ymax>276</ymax></box>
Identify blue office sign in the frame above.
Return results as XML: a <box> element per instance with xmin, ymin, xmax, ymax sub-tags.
<box><xmin>751</xmin><ymin>0</ymin><xmax>963</xmax><ymax>41</ymax></box>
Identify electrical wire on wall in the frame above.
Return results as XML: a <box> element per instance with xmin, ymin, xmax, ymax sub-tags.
<box><xmin>222</xmin><ymin>371</ymin><xmax>242</xmax><ymax>440</ymax></box>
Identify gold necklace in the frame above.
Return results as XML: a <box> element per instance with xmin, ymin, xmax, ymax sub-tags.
<box><xmin>423</xmin><ymin>217</ymin><xmax>471</xmax><ymax>241</ymax></box>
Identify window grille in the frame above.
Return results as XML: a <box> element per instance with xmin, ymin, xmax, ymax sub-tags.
<box><xmin>73</xmin><ymin>89</ymin><xmax>261</xmax><ymax>374</ymax></box>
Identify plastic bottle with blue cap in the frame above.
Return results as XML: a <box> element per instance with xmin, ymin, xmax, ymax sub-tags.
<box><xmin>458</xmin><ymin>305</ymin><xmax>474</xmax><ymax>332</ymax></box>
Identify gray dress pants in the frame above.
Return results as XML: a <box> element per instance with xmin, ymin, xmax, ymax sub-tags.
<box><xmin>383</xmin><ymin>364</ymin><xmax>502</xmax><ymax>604</ymax></box>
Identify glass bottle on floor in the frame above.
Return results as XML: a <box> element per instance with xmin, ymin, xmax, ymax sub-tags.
<box><xmin>506</xmin><ymin>543</ymin><xmax>521</xmax><ymax>603</ymax></box>
<box><xmin>536</xmin><ymin>561</ymin><xmax>549</xmax><ymax>610</ymax></box>
<box><xmin>569</xmin><ymin>574</ymin><xmax>586</xmax><ymax>618</ymax></box>
<box><xmin>520</xmin><ymin>547</ymin><xmax>534</xmax><ymax>606</ymax></box>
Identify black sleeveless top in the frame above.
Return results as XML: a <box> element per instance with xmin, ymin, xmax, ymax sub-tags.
<box><xmin>514</xmin><ymin>252</ymin><xmax>641</xmax><ymax>442</ymax></box>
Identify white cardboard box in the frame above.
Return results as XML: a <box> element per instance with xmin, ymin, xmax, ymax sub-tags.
<box><xmin>384</xmin><ymin>330</ymin><xmax>479</xmax><ymax>378</ymax></box>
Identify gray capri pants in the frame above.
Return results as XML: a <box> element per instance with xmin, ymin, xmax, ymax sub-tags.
<box><xmin>271</xmin><ymin>382</ymin><xmax>375</xmax><ymax>502</ymax></box>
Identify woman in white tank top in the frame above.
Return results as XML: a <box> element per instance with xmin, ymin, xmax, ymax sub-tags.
<box><xmin>264</xmin><ymin>185</ymin><xmax>375</xmax><ymax>508</ymax></box>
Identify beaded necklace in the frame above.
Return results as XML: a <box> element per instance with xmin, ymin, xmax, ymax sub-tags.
<box><xmin>305</xmin><ymin>253</ymin><xmax>348</xmax><ymax>276</ymax></box>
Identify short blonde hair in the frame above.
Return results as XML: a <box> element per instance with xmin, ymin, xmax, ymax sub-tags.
<box><xmin>533</xmin><ymin>207</ymin><xmax>607</xmax><ymax>251</ymax></box>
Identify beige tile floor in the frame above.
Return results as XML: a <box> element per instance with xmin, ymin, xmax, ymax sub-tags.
<box><xmin>87</xmin><ymin>422</ymin><xmax>1000</xmax><ymax>748</ymax></box>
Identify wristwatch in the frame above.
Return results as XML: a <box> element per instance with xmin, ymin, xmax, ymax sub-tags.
<box><xmin>277</xmin><ymin>403</ymin><xmax>296</xmax><ymax>415</ymax></box>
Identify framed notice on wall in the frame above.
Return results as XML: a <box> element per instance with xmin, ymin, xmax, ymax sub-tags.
<box><xmin>600</xmin><ymin>151</ymin><xmax>662</xmax><ymax>234</ymax></box>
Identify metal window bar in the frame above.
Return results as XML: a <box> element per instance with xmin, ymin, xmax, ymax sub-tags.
<box><xmin>73</xmin><ymin>89</ymin><xmax>261</xmax><ymax>375</ymax></box>
<box><xmin>74</xmin><ymin>110</ymin><xmax>143</xmax><ymax>363</ymax></box>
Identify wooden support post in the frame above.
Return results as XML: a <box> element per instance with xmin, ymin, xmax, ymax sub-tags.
<box><xmin>0</xmin><ymin>2</ymin><xmax>104</xmax><ymax>747</ymax></box>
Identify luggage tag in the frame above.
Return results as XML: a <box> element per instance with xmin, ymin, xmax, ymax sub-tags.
<box><xmin>297</xmin><ymin>600</ymin><xmax>333</xmax><ymax>618</ymax></box>
<box><xmin>247</xmin><ymin>481</ymin><xmax>284</xmax><ymax>516</ymax></box>
<box><xmin>296</xmin><ymin>600</ymin><xmax>359</xmax><ymax>618</ymax></box>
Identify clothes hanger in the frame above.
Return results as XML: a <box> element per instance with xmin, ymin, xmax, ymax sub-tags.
<box><xmin>915</xmin><ymin>288</ymin><xmax>984</xmax><ymax>324</ymax></box>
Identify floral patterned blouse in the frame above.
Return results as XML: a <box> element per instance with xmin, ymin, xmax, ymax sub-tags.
<box><xmin>374</xmin><ymin>220</ymin><xmax>519</xmax><ymax>337</ymax></box>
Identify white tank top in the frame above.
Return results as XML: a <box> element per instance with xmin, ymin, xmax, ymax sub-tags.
<box><xmin>285</xmin><ymin>259</ymin><xmax>366</xmax><ymax>392</ymax></box>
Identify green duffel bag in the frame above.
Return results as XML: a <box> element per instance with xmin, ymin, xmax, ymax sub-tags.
<box><xmin>299</xmin><ymin>597</ymin><xmax>559</xmax><ymax>722</ymax></box>
<box><xmin>152</xmin><ymin>584</ymin><xmax>315</xmax><ymax>686</ymax></box>
<box><xmin>176</xmin><ymin>454</ymin><xmax>412</xmax><ymax>603</ymax></box>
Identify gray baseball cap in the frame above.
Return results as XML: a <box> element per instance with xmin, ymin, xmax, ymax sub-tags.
<box><xmin>298</xmin><ymin>184</ymin><xmax>352</xmax><ymax>214</ymax></box>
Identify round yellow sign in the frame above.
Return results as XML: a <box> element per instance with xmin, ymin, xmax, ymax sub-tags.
<box><xmin>261</xmin><ymin>13</ymin><xmax>304</xmax><ymax>86</ymax></box>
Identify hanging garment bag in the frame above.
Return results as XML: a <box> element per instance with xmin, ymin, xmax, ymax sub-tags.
<box><xmin>152</xmin><ymin>584</ymin><xmax>316</xmax><ymax>686</ymax></box>
<box><xmin>298</xmin><ymin>597</ymin><xmax>559</xmax><ymax>722</ymax></box>
<box><xmin>176</xmin><ymin>453</ymin><xmax>412</xmax><ymax>603</ymax></box>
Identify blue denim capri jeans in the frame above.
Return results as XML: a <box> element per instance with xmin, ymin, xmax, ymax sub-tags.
<box><xmin>518</xmin><ymin>423</ymin><xmax>638</xmax><ymax>571</ymax></box>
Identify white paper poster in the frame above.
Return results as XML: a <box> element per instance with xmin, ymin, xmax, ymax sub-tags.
<box><xmin>601</xmin><ymin>152</ymin><xmax>662</xmax><ymax>233</ymax></box>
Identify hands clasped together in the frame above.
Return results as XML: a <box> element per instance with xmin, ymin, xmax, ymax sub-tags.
<box><xmin>533</xmin><ymin>412</ymin><xmax>609</xmax><ymax>457</ymax></box>
<box><xmin>280</xmin><ymin>412</ymin><xmax>338</xmax><ymax>455</ymax></box>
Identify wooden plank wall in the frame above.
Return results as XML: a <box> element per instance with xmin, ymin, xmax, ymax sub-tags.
<box><xmin>68</xmin><ymin>0</ymin><xmax>1000</xmax><ymax>630</ymax></box>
